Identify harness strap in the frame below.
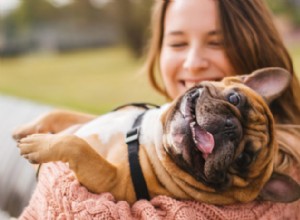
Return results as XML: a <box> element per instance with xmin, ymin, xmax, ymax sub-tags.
<box><xmin>125</xmin><ymin>103</ymin><xmax>160</xmax><ymax>200</ymax></box>
<box><xmin>37</xmin><ymin>102</ymin><xmax>159</xmax><ymax>202</ymax></box>
<box><xmin>113</xmin><ymin>102</ymin><xmax>160</xmax><ymax>111</ymax></box>
<box><xmin>126</xmin><ymin>111</ymin><xmax>150</xmax><ymax>200</ymax></box>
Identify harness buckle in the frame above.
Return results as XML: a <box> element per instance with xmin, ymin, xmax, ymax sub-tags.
<box><xmin>126</xmin><ymin>127</ymin><xmax>140</xmax><ymax>144</ymax></box>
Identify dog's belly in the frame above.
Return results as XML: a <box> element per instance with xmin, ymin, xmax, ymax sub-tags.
<box><xmin>74</xmin><ymin>108</ymin><xmax>145</xmax><ymax>162</ymax></box>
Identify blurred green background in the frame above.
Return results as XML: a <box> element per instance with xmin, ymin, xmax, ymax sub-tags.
<box><xmin>0</xmin><ymin>0</ymin><xmax>299</xmax><ymax>114</ymax></box>
<box><xmin>0</xmin><ymin>46</ymin><xmax>165</xmax><ymax>113</ymax></box>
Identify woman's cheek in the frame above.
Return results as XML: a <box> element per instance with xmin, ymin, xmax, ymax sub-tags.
<box><xmin>160</xmin><ymin>47</ymin><xmax>187</xmax><ymax>98</ymax></box>
<box><xmin>160</xmin><ymin>49</ymin><xmax>176</xmax><ymax>81</ymax></box>
<box><xmin>163</xmin><ymin>48</ymin><xmax>184</xmax><ymax>73</ymax></box>
<box><xmin>213</xmin><ymin>51</ymin><xmax>235</xmax><ymax>76</ymax></box>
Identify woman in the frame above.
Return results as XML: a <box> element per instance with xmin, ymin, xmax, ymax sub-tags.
<box><xmin>16</xmin><ymin>0</ymin><xmax>300</xmax><ymax>219</ymax></box>
<box><xmin>14</xmin><ymin>0</ymin><xmax>300</xmax><ymax>137</ymax></box>
<box><xmin>145</xmin><ymin>0</ymin><xmax>300</xmax><ymax>124</ymax></box>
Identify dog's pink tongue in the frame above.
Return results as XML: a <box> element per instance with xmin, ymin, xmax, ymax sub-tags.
<box><xmin>193</xmin><ymin>124</ymin><xmax>214</xmax><ymax>159</ymax></box>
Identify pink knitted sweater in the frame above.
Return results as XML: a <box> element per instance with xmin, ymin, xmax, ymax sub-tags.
<box><xmin>20</xmin><ymin>162</ymin><xmax>300</xmax><ymax>220</ymax></box>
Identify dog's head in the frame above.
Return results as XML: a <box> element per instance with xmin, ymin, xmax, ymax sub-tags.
<box><xmin>162</xmin><ymin>67</ymin><xmax>300</xmax><ymax>203</ymax></box>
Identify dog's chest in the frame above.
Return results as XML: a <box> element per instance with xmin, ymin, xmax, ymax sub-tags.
<box><xmin>74</xmin><ymin>108</ymin><xmax>145</xmax><ymax>161</ymax></box>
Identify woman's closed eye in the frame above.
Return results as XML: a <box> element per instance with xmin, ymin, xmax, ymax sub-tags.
<box><xmin>207</xmin><ymin>40</ymin><xmax>224</xmax><ymax>48</ymax></box>
<box><xmin>168</xmin><ymin>42</ymin><xmax>188</xmax><ymax>49</ymax></box>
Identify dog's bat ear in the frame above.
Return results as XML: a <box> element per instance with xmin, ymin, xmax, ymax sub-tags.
<box><xmin>242</xmin><ymin>67</ymin><xmax>291</xmax><ymax>104</ymax></box>
<box><xmin>258</xmin><ymin>172</ymin><xmax>300</xmax><ymax>203</ymax></box>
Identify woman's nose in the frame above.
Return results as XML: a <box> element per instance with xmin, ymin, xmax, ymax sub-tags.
<box><xmin>183</xmin><ymin>48</ymin><xmax>209</xmax><ymax>74</ymax></box>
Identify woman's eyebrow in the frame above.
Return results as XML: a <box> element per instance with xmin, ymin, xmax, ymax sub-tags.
<box><xmin>208</xmin><ymin>30</ymin><xmax>222</xmax><ymax>36</ymax></box>
<box><xmin>165</xmin><ymin>31</ymin><xmax>184</xmax><ymax>36</ymax></box>
<box><xmin>166</xmin><ymin>30</ymin><xmax>222</xmax><ymax>36</ymax></box>
<box><xmin>165</xmin><ymin>30</ymin><xmax>222</xmax><ymax>36</ymax></box>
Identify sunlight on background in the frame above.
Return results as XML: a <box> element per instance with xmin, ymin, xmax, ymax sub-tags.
<box><xmin>45</xmin><ymin>0</ymin><xmax>74</xmax><ymax>7</ymax></box>
<box><xmin>0</xmin><ymin>0</ymin><xmax>299</xmax><ymax>218</ymax></box>
<box><xmin>0</xmin><ymin>0</ymin><xmax>159</xmax><ymax>113</ymax></box>
<box><xmin>0</xmin><ymin>0</ymin><xmax>20</xmax><ymax>16</ymax></box>
<box><xmin>0</xmin><ymin>0</ymin><xmax>299</xmax><ymax>114</ymax></box>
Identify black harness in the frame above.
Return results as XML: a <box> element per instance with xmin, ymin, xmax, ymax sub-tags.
<box><xmin>37</xmin><ymin>102</ymin><xmax>160</xmax><ymax>201</ymax></box>
<box><xmin>116</xmin><ymin>103</ymin><xmax>160</xmax><ymax>200</ymax></box>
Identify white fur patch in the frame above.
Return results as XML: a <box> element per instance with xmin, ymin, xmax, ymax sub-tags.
<box><xmin>75</xmin><ymin>108</ymin><xmax>144</xmax><ymax>144</ymax></box>
<box><xmin>139</xmin><ymin>103</ymin><xmax>170</xmax><ymax>147</ymax></box>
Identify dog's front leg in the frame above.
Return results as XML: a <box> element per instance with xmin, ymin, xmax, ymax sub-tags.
<box><xmin>18</xmin><ymin>133</ymin><xmax>117</xmax><ymax>193</ymax></box>
<box><xmin>13</xmin><ymin>110</ymin><xmax>96</xmax><ymax>141</ymax></box>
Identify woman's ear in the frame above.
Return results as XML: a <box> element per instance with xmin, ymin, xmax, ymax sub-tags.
<box><xmin>242</xmin><ymin>67</ymin><xmax>291</xmax><ymax>104</ymax></box>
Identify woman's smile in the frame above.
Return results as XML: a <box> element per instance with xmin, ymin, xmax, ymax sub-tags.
<box><xmin>160</xmin><ymin>0</ymin><xmax>235</xmax><ymax>99</ymax></box>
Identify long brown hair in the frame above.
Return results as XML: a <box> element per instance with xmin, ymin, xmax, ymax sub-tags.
<box><xmin>143</xmin><ymin>0</ymin><xmax>300</xmax><ymax>124</ymax></box>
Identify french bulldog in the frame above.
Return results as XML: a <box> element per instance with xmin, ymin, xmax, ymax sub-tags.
<box><xmin>14</xmin><ymin>67</ymin><xmax>300</xmax><ymax>204</ymax></box>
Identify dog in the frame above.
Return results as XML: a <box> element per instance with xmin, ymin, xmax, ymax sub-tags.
<box><xmin>14</xmin><ymin>67</ymin><xmax>300</xmax><ymax>205</ymax></box>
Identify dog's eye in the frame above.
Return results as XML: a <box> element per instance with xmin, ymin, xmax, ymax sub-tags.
<box><xmin>228</xmin><ymin>93</ymin><xmax>240</xmax><ymax>106</ymax></box>
<box><xmin>235</xmin><ymin>152</ymin><xmax>253</xmax><ymax>168</ymax></box>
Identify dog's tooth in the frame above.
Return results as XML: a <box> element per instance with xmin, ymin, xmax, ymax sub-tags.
<box><xmin>190</xmin><ymin>122</ymin><xmax>197</xmax><ymax>143</ymax></box>
<box><xmin>197</xmin><ymin>88</ymin><xmax>203</xmax><ymax>96</ymax></box>
<box><xmin>191</xmin><ymin>90</ymin><xmax>199</xmax><ymax>99</ymax></box>
<box><xmin>180</xmin><ymin>97</ymin><xmax>188</xmax><ymax>116</ymax></box>
<box><xmin>190</xmin><ymin>121</ymin><xmax>196</xmax><ymax>127</ymax></box>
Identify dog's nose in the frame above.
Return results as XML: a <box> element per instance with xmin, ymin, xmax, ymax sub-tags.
<box><xmin>223</xmin><ymin>117</ymin><xmax>242</xmax><ymax>141</ymax></box>
<box><xmin>225</xmin><ymin>118</ymin><xmax>236</xmax><ymax>129</ymax></box>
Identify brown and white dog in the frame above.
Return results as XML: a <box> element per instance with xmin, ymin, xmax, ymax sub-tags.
<box><xmin>14</xmin><ymin>67</ymin><xmax>300</xmax><ymax>205</ymax></box>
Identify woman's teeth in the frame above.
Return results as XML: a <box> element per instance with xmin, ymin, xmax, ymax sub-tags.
<box><xmin>184</xmin><ymin>81</ymin><xmax>198</xmax><ymax>89</ymax></box>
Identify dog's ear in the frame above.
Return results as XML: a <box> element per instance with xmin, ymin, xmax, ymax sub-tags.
<box><xmin>242</xmin><ymin>67</ymin><xmax>291</xmax><ymax>104</ymax></box>
<box><xmin>258</xmin><ymin>172</ymin><xmax>300</xmax><ymax>203</ymax></box>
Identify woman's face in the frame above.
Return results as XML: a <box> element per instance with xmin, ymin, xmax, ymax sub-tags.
<box><xmin>160</xmin><ymin>0</ymin><xmax>236</xmax><ymax>99</ymax></box>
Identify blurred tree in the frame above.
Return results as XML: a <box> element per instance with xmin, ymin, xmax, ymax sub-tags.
<box><xmin>108</xmin><ymin>0</ymin><xmax>152</xmax><ymax>57</ymax></box>
<box><xmin>0</xmin><ymin>0</ymin><xmax>60</xmax><ymax>55</ymax></box>
<box><xmin>266</xmin><ymin>0</ymin><xmax>300</xmax><ymax>26</ymax></box>
<box><xmin>0</xmin><ymin>0</ymin><xmax>116</xmax><ymax>56</ymax></box>
<box><xmin>0</xmin><ymin>0</ymin><xmax>153</xmax><ymax>57</ymax></box>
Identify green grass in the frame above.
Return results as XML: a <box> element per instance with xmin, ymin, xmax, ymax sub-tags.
<box><xmin>0</xmin><ymin>44</ymin><xmax>299</xmax><ymax>114</ymax></box>
<box><xmin>288</xmin><ymin>43</ymin><xmax>300</xmax><ymax>77</ymax></box>
<box><xmin>0</xmin><ymin>46</ymin><xmax>165</xmax><ymax>113</ymax></box>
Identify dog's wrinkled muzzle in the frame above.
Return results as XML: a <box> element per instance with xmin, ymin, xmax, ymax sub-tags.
<box><xmin>180</xmin><ymin>88</ymin><xmax>215</xmax><ymax>159</ymax></box>
<box><xmin>165</xmin><ymin>85</ymin><xmax>244</xmax><ymax>189</ymax></box>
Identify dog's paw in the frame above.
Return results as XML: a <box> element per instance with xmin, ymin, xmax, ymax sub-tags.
<box><xmin>17</xmin><ymin>134</ymin><xmax>56</xmax><ymax>164</ymax></box>
<box><xmin>13</xmin><ymin>124</ymin><xmax>42</xmax><ymax>142</ymax></box>
<box><xmin>12</xmin><ymin>113</ymin><xmax>54</xmax><ymax>142</ymax></box>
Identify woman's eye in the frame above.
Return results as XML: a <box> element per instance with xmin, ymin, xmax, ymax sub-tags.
<box><xmin>169</xmin><ymin>42</ymin><xmax>187</xmax><ymax>48</ymax></box>
<box><xmin>208</xmin><ymin>41</ymin><xmax>224</xmax><ymax>48</ymax></box>
<box><xmin>228</xmin><ymin>93</ymin><xmax>240</xmax><ymax>106</ymax></box>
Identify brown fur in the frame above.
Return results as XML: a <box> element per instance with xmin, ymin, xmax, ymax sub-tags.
<box><xmin>13</xmin><ymin>68</ymin><xmax>300</xmax><ymax>204</ymax></box>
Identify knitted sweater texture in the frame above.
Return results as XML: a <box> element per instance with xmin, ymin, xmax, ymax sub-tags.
<box><xmin>19</xmin><ymin>162</ymin><xmax>300</xmax><ymax>220</ymax></box>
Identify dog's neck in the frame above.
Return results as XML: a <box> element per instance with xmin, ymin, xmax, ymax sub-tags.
<box><xmin>139</xmin><ymin>104</ymin><xmax>197</xmax><ymax>199</ymax></box>
<box><xmin>139</xmin><ymin>103</ymin><xmax>170</xmax><ymax>147</ymax></box>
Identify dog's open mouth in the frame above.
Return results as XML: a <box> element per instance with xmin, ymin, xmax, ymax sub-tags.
<box><xmin>180</xmin><ymin>88</ymin><xmax>215</xmax><ymax>159</ymax></box>
<box><xmin>167</xmin><ymin>86</ymin><xmax>241</xmax><ymax>188</ymax></box>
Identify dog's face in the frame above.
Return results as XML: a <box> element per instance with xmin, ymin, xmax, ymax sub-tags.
<box><xmin>161</xmin><ymin>67</ymin><xmax>299</xmax><ymax>202</ymax></box>
<box><xmin>164</xmin><ymin>80</ymin><xmax>272</xmax><ymax>189</ymax></box>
